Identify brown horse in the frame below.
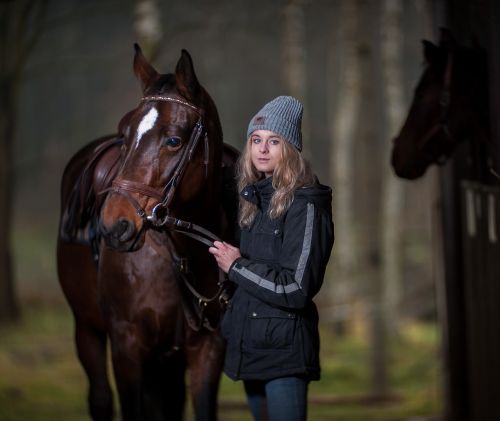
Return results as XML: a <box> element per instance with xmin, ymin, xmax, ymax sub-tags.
<box><xmin>391</xmin><ymin>28</ymin><xmax>489</xmax><ymax>180</ymax></box>
<box><xmin>57</xmin><ymin>46</ymin><xmax>238</xmax><ymax>421</ymax></box>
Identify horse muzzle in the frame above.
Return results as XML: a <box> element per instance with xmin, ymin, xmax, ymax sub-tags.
<box><xmin>99</xmin><ymin>217</ymin><xmax>145</xmax><ymax>252</ymax></box>
<box><xmin>391</xmin><ymin>140</ymin><xmax>428</xmax><ymax>180</ymax></box>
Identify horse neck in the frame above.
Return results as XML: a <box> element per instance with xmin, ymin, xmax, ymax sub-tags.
<box><xmin>182</xmin><ymin>189</ymin><xmax>222</xmax><ymax>227</ymax></box>
<box><xmin>203</xmin><ymin>95</ymin><xmax>224</xmax><ymax>223</ymax></box>
<box><xmin>172</xmin><ymin>149</ymin><xmax>223</xmax><ymax>234</ymax></box>
<box><xmin>453</xmin><ymin>50</ymin><xmax>491</xmax><ymax>181</ymax></box>
<box><xmin>455</xmin><ymin>50</ymin><xmax>489</xmax><ymax>140</ymax></box>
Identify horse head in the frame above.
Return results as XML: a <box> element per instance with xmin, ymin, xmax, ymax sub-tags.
<box><xmin>100</xmin><ymin>46</ymin><xmax>223</xmax><ymax>251</ymax></box>
<box><xmin>391</xmin><ymin>28</ymin><xmax>488</xmax><ymax>179</ymax></box>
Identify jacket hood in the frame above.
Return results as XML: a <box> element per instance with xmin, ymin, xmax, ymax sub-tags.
<box><xmin>294</xmin><ymin>182</ymin><xmax>333</xmax><ymax>212</ymax></box>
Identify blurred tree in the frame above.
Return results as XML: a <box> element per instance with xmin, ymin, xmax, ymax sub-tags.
<box><xmin>133</xmin><ymin>0</ymin><xmax>162</xmax><ymax>62</ymax></box>
<box><xmin>0</xmin><ymin>0</ymin><xmax>49</xmax><ymax>322</ymax></box>
<box><xmin>364</xmin><ymin>0</ymin><xmax>408</xmax><ymax>397</ymax></box>
<box><xmin>380</xmin><ymin>0</ymin><xmax>405</xmax><ymax>335</ymax></box>
<box><xmin>354</xmin><ymin>0</ymin><xmax>389</xmax><ymax>397</ymax></box>
<box><xmin>327</xmin><ymin>0</ymin><xmax>360</xmax><ymax>335</ymax></box>
<box><xmin>282</xmin><ymin>0</ymin><xmax>310</xmax><ymax>156</ymax></box>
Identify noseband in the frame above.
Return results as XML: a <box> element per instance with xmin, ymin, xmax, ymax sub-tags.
<box><xmin>105</xmin><ymin>95</ymin><xmax>220</xmax><ymax>247</ymax></box>
<box><xmin>416</xmin><ymin>52</ymin><xmax>457</xmax><ymax>163</ymax></box>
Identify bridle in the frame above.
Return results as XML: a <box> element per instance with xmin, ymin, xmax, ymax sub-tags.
<box><xmin>100</xmin><ymin>94</ymin><xmax>229</xmax><ymax>326</ymax></box>
<box><xmin>105</xmin><ymin>94</ymin><xmax>220</xmax><ymax>248</ymax></box>
<box><xmin>415</xmin><ymin>51</ymin><xmax>457</xmax><ymax>163</ymax></box>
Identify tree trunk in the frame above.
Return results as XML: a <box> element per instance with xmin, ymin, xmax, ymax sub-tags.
<box><xmin>0</xmin><ymin>83</ymin><xmax>19</xmax><ymax>322</ymax></box>
<box><xmin>326</xmin><ymin>0</ymin><xmax>360</xmax><ymax>332</ymax></box>
<box><xmin>133</xmin><ymin>0</ymin><xmax>163</xmax><ymax>62</ymax></box>
<box><xmin>380</xmin><ymin>0</ymin><xmax>406</xmax><ymax>334</ymax></box>
<box><xmin>282</xmin><ymin>0</ymin><xmax>310</xmax><ymax>156</ymax></box>
<box><xmin>363</xmin><ymin>0</ymin><xmax>407</xmax><ymax>396</ymax></box>
<box><xmin>0</xmin><ymin>0</ymin><xmax>48</xmax><ymax>323</ymax></box>
<box><xmin>0</xmin><ymin>3</ymin><xmax>18</xmax><ymax>322</ymax></box>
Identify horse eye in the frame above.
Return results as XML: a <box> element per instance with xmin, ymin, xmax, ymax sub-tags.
<box><xmin>163</xmin><ymin>136</ymin><xmax>182</xmax><ymax>148</ymax></box>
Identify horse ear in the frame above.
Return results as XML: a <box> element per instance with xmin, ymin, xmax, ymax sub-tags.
<box><xmin>422</xmin><ymin>40</ymin><xmax>439</xmax><ymax>64</ymax></box>
<box><xmin>133</xmin><ymin>43</ymin><xmax>159</xmax><ymax>93</ymax></box>
<box><xmin>175</xmin><ymin>49</ymin><xmax>200</xmax><ymax>101</ymax></box>
<box><xmin>439</xmin><ymin>27</ymin><xmax>457</xmax><ymax>50</ymax></box>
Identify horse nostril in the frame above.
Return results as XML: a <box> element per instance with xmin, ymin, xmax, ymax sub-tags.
<box><xmin>112</xmin><ymin>218</ymin><xmax>134</xmax><ymax>242</ymax></box>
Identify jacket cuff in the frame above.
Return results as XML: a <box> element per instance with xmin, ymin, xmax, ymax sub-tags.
<box><xmin>228</xmin><ymin>257</ymin><xmax>250</xmax><ymax>283</ymax></box>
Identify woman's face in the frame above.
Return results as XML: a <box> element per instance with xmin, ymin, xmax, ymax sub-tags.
<box><xmin>249</xmin><ymin>130</ymin><xmax>283</xmax><ymax>177</ymax></box>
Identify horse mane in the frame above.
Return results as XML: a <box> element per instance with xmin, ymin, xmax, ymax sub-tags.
<box><xmin>59</xmin><ymin>135</ymin><xmax>122</xmax><ymax>257</ymax></box>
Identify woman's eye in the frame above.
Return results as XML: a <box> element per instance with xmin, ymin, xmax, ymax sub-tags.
<box><xmin>269</xmin><ymin>138</ymin><xmax>280</xmax><ymax>145</ymax></box>
<box><xmin>164</xmin><ymin>137</ymin><xmax>182</xmax><ymax>148</ymax></box>
<box><xmin>252</xmin><ymin>138</ymin><xmax>261</xmax><ymax>144</ymax></box>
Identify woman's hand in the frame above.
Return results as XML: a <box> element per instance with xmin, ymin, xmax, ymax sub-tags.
<box><xmin>209</xmin><ymin>241</ymin><xmax>241</xmax><ymax>273</ymax></box>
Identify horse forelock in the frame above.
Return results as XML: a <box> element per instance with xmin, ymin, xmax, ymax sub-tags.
<box><xmin>143</xmin><ymin>73</ymin><xmax>218</xmax><ymax>124</ymax></box>
<box><xmin>145</xmin><ymin>73</ymin><xmax>176</xmax><ymax>96</ymax></box>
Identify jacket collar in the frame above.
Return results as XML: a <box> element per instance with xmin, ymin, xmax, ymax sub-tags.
<box><xmin>240</xmin><ymin>176</ymin><xmax>274</xmax><ymax>207</ymax></box>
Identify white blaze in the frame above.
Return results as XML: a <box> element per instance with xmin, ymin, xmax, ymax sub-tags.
<box><xmin>135</xmin><ymin>107</ymin><xmax>158</xmax><ymax>148</ymax></box>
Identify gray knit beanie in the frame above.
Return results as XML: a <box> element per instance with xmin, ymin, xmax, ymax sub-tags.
<box><xmin>247</xmin><ymin>96</ymin><xmax>303</xmax><ymax>151</ymax></box>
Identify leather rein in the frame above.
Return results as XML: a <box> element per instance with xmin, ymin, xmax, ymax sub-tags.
<box><xmin>415</xmin><ymin>52</ymin><xmax>457</xmax><ymax>163</ymax></box>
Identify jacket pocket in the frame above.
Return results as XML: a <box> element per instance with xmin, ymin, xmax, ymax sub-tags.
<box><xmin>246</xmin><ymin>308</ymin><xmax>296</xmax><ymax>350</ymax></box>
<box><xmin>251</xmin><ymin>222</ymin><xmax>283</xmax><ymax>261</ymax></box>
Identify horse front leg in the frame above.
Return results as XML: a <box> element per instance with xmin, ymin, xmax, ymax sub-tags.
<box><xmin>111</xmin><ymin>334</ymin><xmax>188</xmax><ymax>421</ymax></box>
<box><xmin>109</xmin><ymin>334</ymin><xmax>145</xmax><ymax>421</ymax></box>
<box><xmin>75</xmin><ymin>320</ymin><xmax>114</xmax><ymax>421</ymax></box>
<box><xmin>187</xmin><ymin>330</ymin><xmax>225</xmax><ymax>421</ymax></box>
<box><xmin>143</xmin><ymin>350</ymin><xmax>187</xmax><ymax>421</ymax></box>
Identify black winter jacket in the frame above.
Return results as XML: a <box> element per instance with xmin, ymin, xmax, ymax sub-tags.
<box><xmin>222</xmin><ymin>176</ymin><xmax>334</xmax><ymax>381</ymax></box>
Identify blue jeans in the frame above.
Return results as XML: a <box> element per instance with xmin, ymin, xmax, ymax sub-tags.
<box><xmin>244</xmin><ymin>377</ymin><xmax>308</xmax><ymax>421</ymax></box>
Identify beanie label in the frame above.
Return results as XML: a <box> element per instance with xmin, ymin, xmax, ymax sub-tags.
<box><xmin>254</xmin><ymin>116</ymin><xmax>266</xmax><ymax>125</ymax></box>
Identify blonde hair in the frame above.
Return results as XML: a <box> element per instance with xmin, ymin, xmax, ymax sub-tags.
<box><xmin>237</xmin><ymin>137</ymin><xmax>316</xmax><ymax>228</ymax></box>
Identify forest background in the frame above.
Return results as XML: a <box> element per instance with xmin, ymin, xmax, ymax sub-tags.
<box><xmin>0</xmin><ymin>0</ymin><xmax>442</xmax><ymax>420</ymax></box>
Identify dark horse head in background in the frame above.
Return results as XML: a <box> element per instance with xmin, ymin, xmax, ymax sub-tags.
<box><xmin>58</xmin><ymin>45</ymin><xmax>236</xmax><ymax>421</ymax></box>
<box><xmin>391</xmin><ymin>28</ymin><xmax>489</xmax><ymax>180</ymax></box>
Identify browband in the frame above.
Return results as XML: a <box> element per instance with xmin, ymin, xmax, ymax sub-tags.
<box><xmin>141</xmin><ymin>95</ymin><xmax>202</xmax><ymax>115</ymax></box>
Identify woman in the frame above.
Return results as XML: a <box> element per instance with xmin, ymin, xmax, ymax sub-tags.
<box><xmin>209</xmin><ymin>96</ymin><xmax>334</xmax><ymax>421</ymax></box>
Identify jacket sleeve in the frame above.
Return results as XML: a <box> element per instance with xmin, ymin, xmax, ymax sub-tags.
<box><xmin>228</xmin><ymin>201</ymin><xmax>334</xmax><ymax>309</ymax></box>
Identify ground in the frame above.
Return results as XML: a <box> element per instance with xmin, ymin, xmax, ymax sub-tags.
<box><xmin>0</xmin><ymin>300</ymin><xmax>440</xmax><ymax>421</ymax></box>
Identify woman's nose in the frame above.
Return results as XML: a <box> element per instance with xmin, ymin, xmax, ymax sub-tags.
<box><xmin>259</xmin><ymin>141</ymin><xmax>268</xmax><ymax>153</ymax></box>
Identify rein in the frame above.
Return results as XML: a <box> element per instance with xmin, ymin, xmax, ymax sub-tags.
<box><xmin>416</xmin><ymin>52</ymin><xmax>457</xmax><ymax>162</ymax></box>
<box><xmin>148</xmin><ymin>231</ymin><xmax>229</xmax><ymax>332</ymax></box>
